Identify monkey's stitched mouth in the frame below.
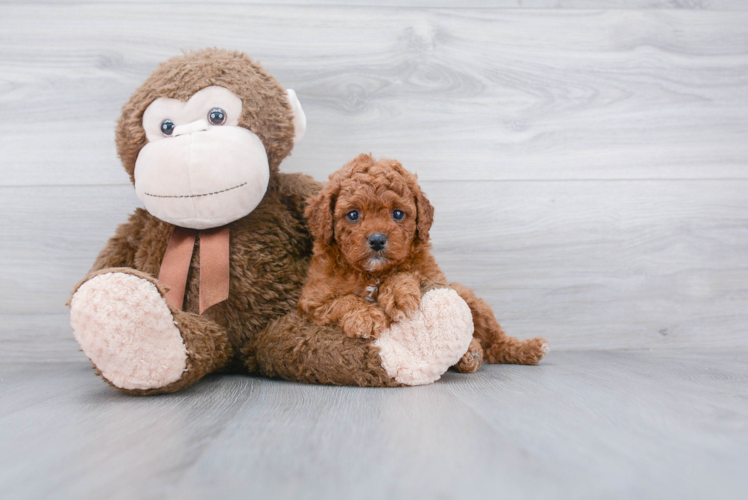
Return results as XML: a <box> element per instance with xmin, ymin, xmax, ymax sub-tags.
<box><xmin>144</xmin><ymin>182</ymin><xmax>247</xmax><ymax>199</ymax></box>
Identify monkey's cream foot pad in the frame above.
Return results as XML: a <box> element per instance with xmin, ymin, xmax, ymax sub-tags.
<box><xmin>70</xmin><ymin>272</ymin><xmax>187</xmax><ymax>390</ymax></box>
<box><xmin>374</xmin><ymin>288</ymin><xmax>474</xmax><ymax>386</ymax></box>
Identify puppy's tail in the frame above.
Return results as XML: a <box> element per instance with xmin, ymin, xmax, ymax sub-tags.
<box><xmin>450</xmin><ymin>282</ymin><xmax>549</xmax><ymax>365</ymax></box>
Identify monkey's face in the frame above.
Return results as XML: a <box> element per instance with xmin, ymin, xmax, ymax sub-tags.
<box><xmin>134</xmin><ymin>86</ymin><xmax>272</xmax><ymax>229</ymax></box>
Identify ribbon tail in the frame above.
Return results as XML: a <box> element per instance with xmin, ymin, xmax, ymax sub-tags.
<box><xmin>158</xmin><ymin>226</ymin><xmax>198</xmax><ymax>311</ymax></box>
<box><xmin>199</xmin><ymin>226</ymin><xmax>231</xmax><ymax>314</ymax></box>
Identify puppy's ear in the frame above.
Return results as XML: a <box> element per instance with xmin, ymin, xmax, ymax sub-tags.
<box><xmin>305</xmin><ymin>180</ymin><xmax>338</xmax><ymax>247</ymax></box>
<box><xmin>413</xmin><ymin>178</ymin><xmax>435</xmax><ymax>243</ymax></box>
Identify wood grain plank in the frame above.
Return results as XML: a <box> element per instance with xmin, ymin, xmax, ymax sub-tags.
<box><xmin>0</xmin><ymin>366</ymin><xmax>261</xmax><ymax>500</ymax></box>
<box><xmin>1</xmin><ymin>315</ymin><xmax>83</xmax><ymax>363</ymax></box>
<box><xmin>1</xmin><ymin>179</ymin><xmax>745</xmax><ymax>361</ymax></box>
<box><xmin>0</xmin><ymin>362</ymin><xmax>101</xmax><ymax>418</ymax></box>
<box><xmin>169</xmin><ymin>378</ymin><xmax>564</xmax><ymax>499</ymax></box>
<box><xmin>444</xmin><ymin>350</ymin><xmax>748</xmax><ymax>499</ymax></box>
<box><xmin>1</xmin><ymin>352</ymin><xmax>746</xmax><ymax>499</ymax></box>
<box><xmin>429</xmin><ymin>179</ymin><xmax>748</xmax><ymax>350</ymax></box>
<box><xmin>1</xmin><ymin>6</ymin><xmax>746</xmax><ymax>185</ymax></box>
<box><xmin>10</xmin><ymin>1</ymin><xmax>748</xmax><ymax>10</ymax></box>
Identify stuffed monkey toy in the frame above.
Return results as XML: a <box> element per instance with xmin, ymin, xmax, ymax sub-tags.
<box><xmin>69</xmin><ymin>48</ymin><xmax>476</xmax><ymax>395</ymax></box>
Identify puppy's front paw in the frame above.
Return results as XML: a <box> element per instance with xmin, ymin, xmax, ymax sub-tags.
<box><xmin>420</xmin><ymin>280</ymin><xmax>449</xmax><ymax>295</ymax></box>
<box><xmin>340</xmin><ymin>308</ymin><xmax>390</xmax><ymax>339</ymax></box>
<box><xmin>379</xmin><ymin>285</ymin><xmax>421</xmax><ymax>322</ymax></box>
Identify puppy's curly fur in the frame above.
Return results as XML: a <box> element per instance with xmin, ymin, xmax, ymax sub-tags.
<box><xmin>300</xmin><ymin>154</ymin><xmax>548</xmax><ymax>369</ymax></box>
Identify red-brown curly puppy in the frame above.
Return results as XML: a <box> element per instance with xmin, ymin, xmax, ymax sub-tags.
<box><xmin>299</xmin><ymin>153</ymin><xmax>548</xmax><ymax>371</ymax></box>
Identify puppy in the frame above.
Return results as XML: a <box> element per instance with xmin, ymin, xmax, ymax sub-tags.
<box><xmin>300</xmin><ymin>154</ymin><xmax>548</xmax><ymax>370</ymax></box>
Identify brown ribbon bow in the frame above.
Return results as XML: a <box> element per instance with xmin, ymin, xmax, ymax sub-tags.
<box><xmin>158</xmin><ymin>226</ymin><xmax>230</xmax><ymax>314</ymax></box>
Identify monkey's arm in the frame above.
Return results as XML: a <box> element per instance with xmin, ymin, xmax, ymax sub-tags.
<box><xmin>89</xmin><ymin>212</ymin><xmax>145</xmax><ymax>272</ymax></box>
<box><xmin>276</xmin><ymin>172</ymin><xmax>323</xmax><ymax>223</ymax></box>
<box><xmin>69</xmin><ymin>210</ymin><xmax>154</xmax><ymax>304</ymax></box>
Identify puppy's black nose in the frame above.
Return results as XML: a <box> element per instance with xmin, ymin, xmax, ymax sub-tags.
<box><xmin>368</xmin><ymin>233</ymin><xmax>388</xmax><ymax>251</ymax></box>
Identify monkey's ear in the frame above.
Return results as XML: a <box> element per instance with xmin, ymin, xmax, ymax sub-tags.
<box><xmin>413</xmin><ymin>180</ymin><xmax>435</xmax><ymax>243</ymax></box>
<box><xmin>304</xmin><ymin>184</ymin><xmax>336</xmax><ymax>247</ymax></box>
<box><xmin>286</xmin><ymin>89</ymin><xmax>307</xmax><ymax>143</ymax></box>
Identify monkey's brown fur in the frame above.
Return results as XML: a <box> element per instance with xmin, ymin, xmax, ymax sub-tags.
<box><xmin>300</xmin><ymin>154</ymin><xmax>548</xmax><ymax>371</ymax></box>
<box><xmin>74</xmin><ymin>49</ymin><xmax>399</xmax><ymax>393</ymax></box>
<box><xmin>116</xmin><ymin>49</ymin><xmax>295</xmax><ymax>184</ymax></box>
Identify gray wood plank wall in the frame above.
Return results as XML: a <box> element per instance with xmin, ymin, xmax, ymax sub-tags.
<box><xmin>1</xmin><ymin>2</ymin><xmax>746</xmax><ymax>361</ymax></box>
<box><xmin>9</xmin><ymin>1</ymin><xmax>748</xmax><ymax>9</ymax></box>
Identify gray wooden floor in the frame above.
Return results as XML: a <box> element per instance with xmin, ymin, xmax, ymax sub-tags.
<box><xmin>1</xmin><ymin>351</ymin><xmax>747</xmax><ymax>500</ymax></box>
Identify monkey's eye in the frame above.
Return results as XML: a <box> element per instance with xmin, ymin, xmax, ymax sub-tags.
<box><xmin>346</xmin><ymin>210</ymin><xmax>359</xmax><ymax>222</ymax></box>
<box><xmin>160</xmin><ymin>120</ymin><xmax>175</xmax><ymax>136</ymax></box>
<box><xmin>208</xmin><ymin>107</ymin><xmax>226</xmax><ymax>125</ymax></box>
<box><xmin>392</xmin><ymin>210</ymin><xmax>405</xmax><ymax>221</ymax></box>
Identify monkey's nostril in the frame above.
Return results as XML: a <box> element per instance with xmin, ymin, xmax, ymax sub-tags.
<box><xmin>368</xmin><ymin>233</ymin><xmax>388</xmax><ymax>251</ymax></box>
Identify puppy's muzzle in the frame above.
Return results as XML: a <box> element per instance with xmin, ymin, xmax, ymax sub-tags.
<box><xmin>368</xmin><ymin>233</ymin><xmax>388</xmax><ymax>251</ymax></box>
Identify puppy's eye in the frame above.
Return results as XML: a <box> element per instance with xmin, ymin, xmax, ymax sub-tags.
<box><xmin>346</xmin><ymin>210</ymin><xmax>359</xmax><ymax>222</ymax></box>
<box><xmin>392</xmin><ymin>210</ymin><xmax>405</xmax><ymax>221</ymax></box>
<box><xmin>208</xmin><ymin>107</ymin><xmax>226</xmax><ymax>125</ymax></box>
<box><xmin>161</xmin><ymin>120</ymin><xmax>175</xmax><ymax>136</ymax></box>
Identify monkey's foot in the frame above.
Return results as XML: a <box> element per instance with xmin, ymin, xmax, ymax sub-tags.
<box><xmin>374</xmin><ymin>288</ymin><xmax>474</xmax><ymax>386</ymax></box>
<box><xmin>70</xmin><ymin>272</ymin><xmax>187</xmax><ymax>390</ymax></box>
